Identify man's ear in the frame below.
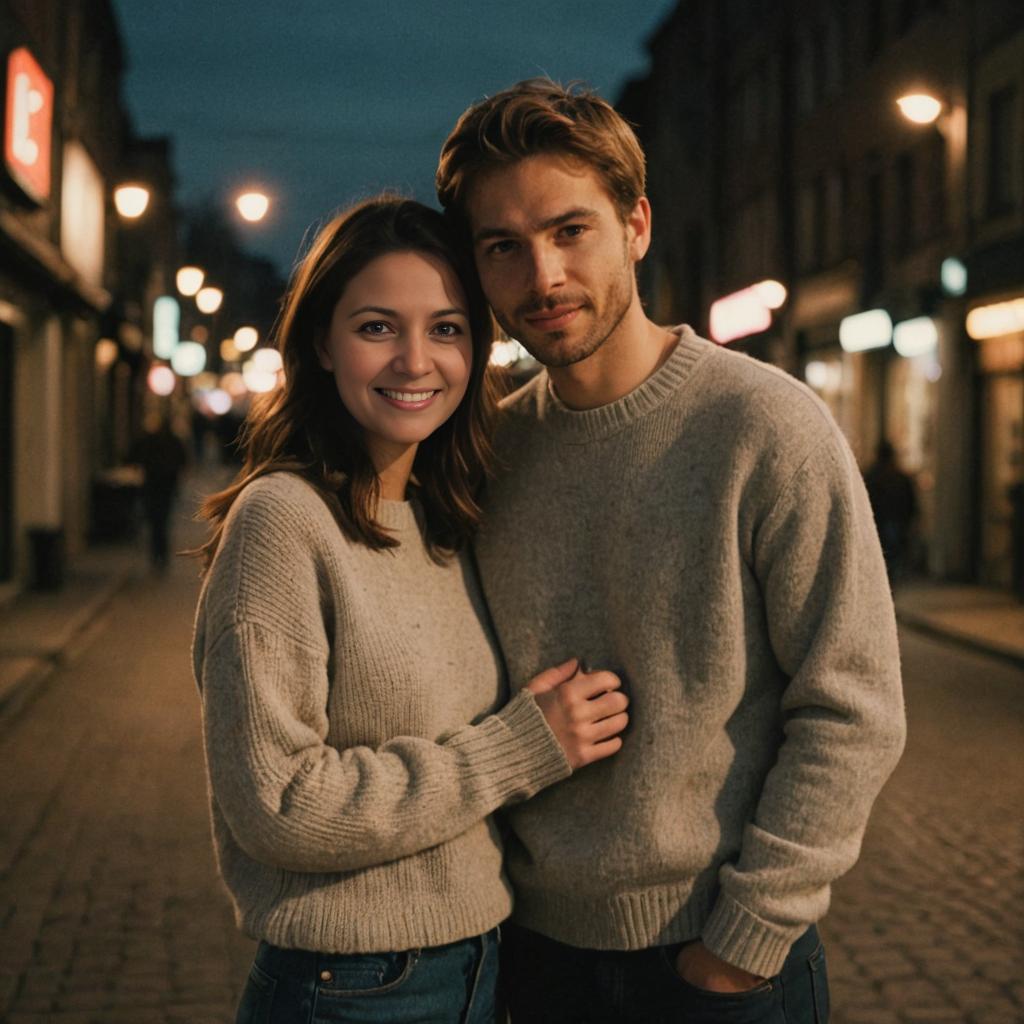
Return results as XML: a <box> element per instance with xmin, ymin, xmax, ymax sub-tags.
<box><xmin>626</xmin><ymin>196</ymin><xmax>652</xmax><ymax>263</ymax></box>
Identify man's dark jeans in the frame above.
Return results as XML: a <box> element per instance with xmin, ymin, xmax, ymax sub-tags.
<box><xmin>501</xmin><ymin>922</ymin><xmax>829</xmax><ymax>1023</ymax></box>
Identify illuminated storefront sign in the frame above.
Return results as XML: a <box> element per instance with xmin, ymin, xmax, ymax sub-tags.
<box><xmin>893</xmin><ymin>317</ymin><xmax>938</xmax><ymax>358</ymax></box>
<box><xmin>709</xmin><ymin>280</ymin><xmax>787</xmax><ymax>345</ymax></box>
<box><xmin>3</xmin><ymin>46</ymin><xmax>54</xmax><ymax>202</ymax></box>
<box><xmin>966</xmin><ymin>297</ymin><xmax>1024</xmax><ymax>340</ymax></box>
<box><xmin>839</xmin><ymin>309</ymin><xmax>892</xmax><ymax>352</ymax></box>
<box><xmin>60</xmin><ymin>141</ymin><xmax>105</xmax><ymax>285</ymax></box>
<box><xmin>152</xmin><ymin>296</ymin><xmax>180</xmax><ymax>359</ymax></box>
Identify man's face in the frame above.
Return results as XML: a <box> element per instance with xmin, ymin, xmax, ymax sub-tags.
<box><xmin>465</xmin><ymin>154</ymin><xmax>648</xmax><ymax>368</ymax></box>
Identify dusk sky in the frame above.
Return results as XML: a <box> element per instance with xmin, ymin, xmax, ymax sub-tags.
<box><xmin>112</xmin><ymin>1</ymin><xmax>677</xmax><ymax>277</ymax></box>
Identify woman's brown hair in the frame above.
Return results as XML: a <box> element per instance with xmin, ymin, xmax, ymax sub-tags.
<box><xmin>196</xmin><ymin>195</ymin><xmax>499</xmax><ymax>571</ymax></box>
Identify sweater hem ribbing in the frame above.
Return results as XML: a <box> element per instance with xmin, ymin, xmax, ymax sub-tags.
<box><xmin>510</xmin><ymin>881</ymin><xmax>716</xmax><ymax>951</ymax></box>
<box><xmin>242</xmin><ymin>892</ymin><xmax>511</xmax><ymax>955</ymax></box>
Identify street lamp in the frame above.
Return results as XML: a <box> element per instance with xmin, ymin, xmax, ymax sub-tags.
<box><xmin>176</xmin><ymin>265</ymin><xmax>205</xmax><ymax>297</ymax></box>
<box><xmin>233</xmin><ymin>325</ymin><xmax>258</xmax><ymax>351</ymax></box>
<box><xmin>196</xmin><ymin>286</ymin><xmax>224</xmax><ymax>314</ymax></box>
<box><xmin>235</xmin><ymin>190</ymin><xmax>270</xmax><ymax>223</ymax></box>
<box><xmin>114</xmin><ymin>183</ymin><xmax>150</xmax><ymax>219</ymax></box>
<box><xmin>896</xmin><ymin>93</ymin><xmax>942</xmax><ymax>125</ymax></box>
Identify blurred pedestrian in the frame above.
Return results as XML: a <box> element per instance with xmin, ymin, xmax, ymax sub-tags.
<box><xmin>128</xmin><ymin>412</ymin><xmax>188</xmax><ymax>572</ymax></box>
<box><xmin>864</xmin><ymin>438</ymin><xmax>919</xmax><ymax>582</ymax></box>
<box><xmin>437</xmin><ymin>79</ymin><xmax>906</xmax><ymax>1022</ymax></box>
<box><xmin>191</xmin><ymin>197</ymin><xmax>628</xmax><ymax>1024</ymax></box>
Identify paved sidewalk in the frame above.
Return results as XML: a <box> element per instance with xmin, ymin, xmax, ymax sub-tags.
<box><xmin>0</xmin><ymin>544</ymin><xmax>144</xmax><ymax>726</ymax></box>
<box><xmin>0</xmin><ymin>467</ymin><xmax>231</xmax><ymax>727</ymax></box>
<box><xmin>894</xmin><ymin>581</ymin><xmax>1024</xmax><ymax>667</ymax></box>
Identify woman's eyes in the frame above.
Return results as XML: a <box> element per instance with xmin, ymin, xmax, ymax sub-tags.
<box><xmin>432</xmin><ymin>322</ymin><xmax>463</xmax><ymax>339</ymax></box>
<box><xmin>355</xmin><ymin>320</ymin><xmax>463</xmax><ymax>339</ymax></box>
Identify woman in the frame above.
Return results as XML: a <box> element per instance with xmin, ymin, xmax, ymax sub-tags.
<box><xmin>191</xmin><ymin>196</ymin><xmax>629</xmax><ymax>1023</ymax></box>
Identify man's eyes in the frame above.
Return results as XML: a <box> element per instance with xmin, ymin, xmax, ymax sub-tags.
<box><xmin>483</xmin><ymin>225</ymin><xmax>587</xmax><ymax>256</ymax></box>
<box><xmin>484</xmin><ymin>239</ymin><xmax>518</xmax><ymax>257</ymax></box>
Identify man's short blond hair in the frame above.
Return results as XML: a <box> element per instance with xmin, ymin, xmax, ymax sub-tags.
<box><xmin>436</xmin><ymin>79</ymin><xmax>646</xmax><ymax>223</ymax></box>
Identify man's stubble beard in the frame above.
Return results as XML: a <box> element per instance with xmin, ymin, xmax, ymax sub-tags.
<box><xmin>495</xmin><ymin>244</ymin><xmax>635</xmax><ymax>370</ymax></box>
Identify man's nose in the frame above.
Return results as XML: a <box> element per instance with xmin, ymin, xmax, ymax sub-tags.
<box><xmin>527</xmin><ymin>244</ymin><xmax>566</xmax><ymax>295</ymax></box>
<box><xmin>394</xmin><ymin>334</ymin><xmax>432</xmax><ymax>377</ymax></box>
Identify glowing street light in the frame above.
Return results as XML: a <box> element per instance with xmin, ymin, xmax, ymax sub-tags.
<box><xmin>236</xmin><ymin>190</ymin><xmax>270</xmax><ymax>223</ymax></box>
<box><xmin>896</xmin><ymin>93</ymin><xmax>942</xmax><ymax>125</ymax></box>
<box><xmin>233</xmin><ymin>325</ymin><xmax>258</xmax><ymax>352</ymax></box>
<box><xmin>196</xmin><ymin>286</ymin><xmax>224</xmax><ymax>314</ymax></box>
<box><xmin>114</xmin><ymin>183</ymin><xmax>150</xmax><ymax>219</ymax></box>
<box><xmin>176</xmin><ymin>265</ymin><xmax>205</xmax><ymax>297</ymax></box>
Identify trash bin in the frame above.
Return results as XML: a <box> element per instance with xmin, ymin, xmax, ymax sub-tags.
<box><xmin>28</xmin><ymin>527</ymin><xmax>65</xmax><ymax>591</ymax></box>
<box><xmin>90</xmin><ymin>466</ymin><xmax>143</xmax><ymax>541</ymax></box>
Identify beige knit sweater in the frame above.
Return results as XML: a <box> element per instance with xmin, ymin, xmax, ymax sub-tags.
<box><xmin>475</xmin><ymin>325</ymin><xmax>907</xmax><ymax>978</ymax></box>
<box><xmin>192</xmin><ymin>471</ymin><xmax>570</xmax><ymax>954</ymax></box>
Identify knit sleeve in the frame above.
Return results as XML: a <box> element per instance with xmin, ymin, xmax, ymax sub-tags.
<box><xmin>701</xmin><ymin>430</ymin><xmax>906</xmax><ymax>978</ymax></box>
<box><xmin>198</xmin><ymin>623</ymin><xmax>569</xmax><ymax>873</ymax></box>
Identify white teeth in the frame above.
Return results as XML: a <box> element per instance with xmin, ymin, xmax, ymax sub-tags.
<box><xmin>379</xmin><ymin>389</ymin><xmax>438</xmax><ymax>403</ymax></box>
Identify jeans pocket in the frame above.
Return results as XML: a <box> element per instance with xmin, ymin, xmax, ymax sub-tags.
<box><xmin>807</xmin><ymin>943</ymin><xmax>830</xmax><ymax>1024</ymax></box>
<box><xmin>655</xmin><ymin>946</ymin><xmax>778</xmax><ymax>1023</ymax></box>
<box><xmin>316</xmin><ymin>949</ymin><xmax>419</xmax><ymax>998</ymax></box>
<box><xmin>236</xmin><ymin>961</ymin><xmax>277</xmax><ymax>1024</ymax></box>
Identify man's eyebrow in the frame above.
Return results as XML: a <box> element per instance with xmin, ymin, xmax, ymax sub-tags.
<box><xmin>473</xmin><ymin>207</ymin><xmax>600</xmax><ymax>244</ymax></box>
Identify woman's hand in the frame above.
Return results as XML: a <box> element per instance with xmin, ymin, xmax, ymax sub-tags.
<box><xmin>525</xmin><ymin>659</ymin><xmax>628</xmax><ymax>769</ymax></box>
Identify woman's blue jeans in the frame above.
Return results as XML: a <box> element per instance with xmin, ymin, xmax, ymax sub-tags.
<box><xmin>236</xmin><ymin>927</ymin><xmax>500</xmax><ymax>1023</ymax></box>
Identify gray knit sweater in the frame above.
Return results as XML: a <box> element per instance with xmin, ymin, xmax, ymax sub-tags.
<box><xmin>474</xmin><ymin>325</ymin><xmax>906</xmax><ymax>978</ymax></box>
<box><xmin>192</xmin><ymin>472</ymin><xmax>570</xmax><ymax>954</ymax></box>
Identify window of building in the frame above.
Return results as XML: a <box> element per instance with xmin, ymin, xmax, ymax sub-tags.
<box><xmin>987</xmin><ymin>85</ymin><xmax>1017</xmax><ymax>217</ymax></box>
<box><xmin>923</xmin><ymin>132</ymin><xmax>946</xmax><ymax>238</ymax></box>
<box><xmin>813</xmin><ymin>174</ymin><xmax>827</xmax><ymax>268</ymax></box>
<box><xmin>896</xmin><ymin>151</ymin><xmax>916</xmax><ymax>255</ymax></box>
<box><xmin>866</xmin><ymin>0</ymin><xmax>885</xmax><ymax>61</ymax></box>
<box><xmin>897</xmin><ymin>0</ymin><xmax>920</xmax><ymax>35</ymax></box>
<box><xmin>864</xmin><ymin>166</ymin><xmax>885</xmax><ymax>294</ymax></box>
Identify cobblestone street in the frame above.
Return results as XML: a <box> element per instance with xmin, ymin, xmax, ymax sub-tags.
<box><xmin>0</xmin><ymin>492</ymin><xmax>1021</xmax><ymax>1022</ymax></box>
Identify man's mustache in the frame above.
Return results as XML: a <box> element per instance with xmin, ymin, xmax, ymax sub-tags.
<box><xmin>515</xmin><ymin>293</ymin><xmax>590</xmax><ymax>318</ymax></box>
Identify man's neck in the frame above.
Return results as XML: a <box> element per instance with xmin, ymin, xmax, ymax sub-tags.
<box><xmin>548</xmin><ymin>307</ymin><xmax>678</xmax><ymax>411</ymax></box>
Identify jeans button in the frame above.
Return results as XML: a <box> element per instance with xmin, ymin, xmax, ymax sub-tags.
<box><xmin>319</xmin><ymin>969</ymin><xmax>333</xmax><ymax>982</ymax></box>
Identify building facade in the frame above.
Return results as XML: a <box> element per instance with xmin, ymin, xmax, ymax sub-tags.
<box><xmin>623</xmin><ymin>0</ymin><xmax>1024</xmax><ymax>593</ymax></box>
<box><xmin>0</xmin><ymin>0</ymin><xmax>151</xmax><ymax>598</ymax></box>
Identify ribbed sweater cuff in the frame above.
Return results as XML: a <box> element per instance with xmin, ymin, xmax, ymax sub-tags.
<box><xmin>701</xmin><ymin>892</ymin><xmax>804</xmax><ymax>978</ymax></box>
<box><xmin>448</xmin><ymin>689</ymin><xmax>571</xmax><ymax>802</ymax></box>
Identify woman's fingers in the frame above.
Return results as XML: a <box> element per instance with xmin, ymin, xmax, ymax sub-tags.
<box><xmin>587</xmin><ymin>711</ymin><xmax>629</xmax><ymax>743</ymax></box>
<box><xmin>580</xmin><ymin>689</ymin><xmax>628</xmax><ymax>722</ymax></box>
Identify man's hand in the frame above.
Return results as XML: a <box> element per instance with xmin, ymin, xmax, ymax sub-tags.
<box><xmin>526</xmin><ymin>659</ymin><xmax>628</xmax><ymax>769</ymax></box>
<box><xmin>674</xmin><ymin>941</ymin><xmax>766</xmax><ymax>993</ymax></box>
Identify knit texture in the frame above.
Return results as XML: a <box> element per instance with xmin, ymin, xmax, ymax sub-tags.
<box><xmin>192</xmin><ymin>471</ymin><xmax>570</xmax><ymax>954</ymax></box>
<box><xmin>474</xmin><ymin>325</ymin><xmax>906</xmax><ymax>978</ymax></box>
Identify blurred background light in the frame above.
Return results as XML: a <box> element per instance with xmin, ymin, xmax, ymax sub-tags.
<box><xmin>170</xmin><ymin>340</ymin><xmax>207</xmax><ymax>377</ymax></box>
<box><xmin>147</xmin><ymin>365</ymin><xmax>176</xmax><ymax>396</ymax></box>
<box><xmin>176</xmin><ymin>266</ymin><xmax>204</xmax><ymax>297</ymax></box>
<box><xmin>233</xmin><ymin>326</ymin><xmax>258</xmax><ymax>351</ymax></box>
<box><xmin>839</xmin><ymin>309</ymin><xmax>893</xmax><ymax>352</ymax></box>
<box><xmin>196</xmin><ymin>286</ymin><xmax>223</xmax><ymax>314</ymax></box>
<box><xmin>113</xmin><ymin>183</ymin><xmax>150</xmax><ymax>218</ymax></box>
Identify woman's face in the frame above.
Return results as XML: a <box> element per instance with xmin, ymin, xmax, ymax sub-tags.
<box><xmin>317</xmin><ymin>250</ymin><xmax>474</xmax><ymax>468</ymax></box>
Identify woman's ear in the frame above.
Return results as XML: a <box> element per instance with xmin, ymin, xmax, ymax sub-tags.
<box><xmin>313</xmin><ymin>330</ymin><xmax>333</xmax><ymax>372</ymax></box>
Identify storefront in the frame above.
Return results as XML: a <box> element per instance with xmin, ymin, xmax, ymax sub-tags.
<box><xmin>968</xmin><ymin>302</ymin><xmax>1024</xmax><ymax>591</ymax></box>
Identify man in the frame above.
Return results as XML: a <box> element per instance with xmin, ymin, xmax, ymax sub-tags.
<box><xmin>436</xmin><ymin>80</ymin><xmax>906</xmax><ymax>1023</ymax></box>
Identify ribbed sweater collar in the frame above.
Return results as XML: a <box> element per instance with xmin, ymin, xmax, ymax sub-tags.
<box><xmin>534</xmin><ymin>324</ymin><xmax>709</xmax><ymax>443</ymax></box>
<box><xmin>375</xmin><ymin>496</ymin><xmax>420</xmax><ymax>533</ymax></box>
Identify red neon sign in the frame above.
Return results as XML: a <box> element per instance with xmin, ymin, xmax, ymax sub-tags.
<box><xmin>4</xmin><ymin>47</ymin><xmax>54</xmax><ymax>202</ymax></box>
